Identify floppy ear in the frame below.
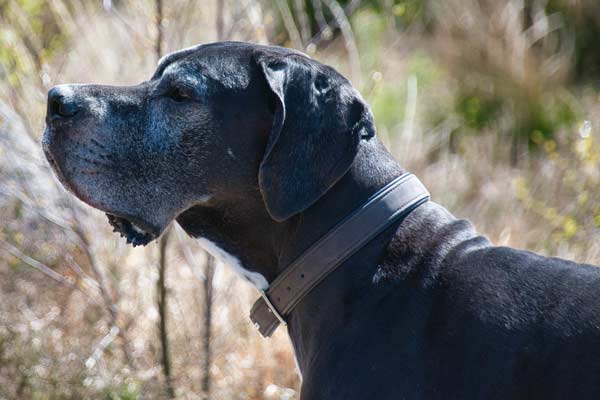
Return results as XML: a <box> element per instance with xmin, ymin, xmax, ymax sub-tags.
<box><xmin>255</xmin><ymin>51</ymin><xmax>375</xmax><ymax>221</ymax></box>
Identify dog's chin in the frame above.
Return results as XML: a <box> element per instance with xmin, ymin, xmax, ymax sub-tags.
<box><xmin>106</xmin><ymin>213</ymin><xmax>159</xmax><ymax>247</ymax></box>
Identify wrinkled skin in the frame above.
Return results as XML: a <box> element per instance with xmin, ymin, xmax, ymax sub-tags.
<box><xmin>42</xmin><ymin>43</ymin><xmax>281</xmax><ymax>245</ymax></box>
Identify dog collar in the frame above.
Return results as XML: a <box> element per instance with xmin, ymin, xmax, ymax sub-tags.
<box><xmin>249</xmin><ymin>173</ymin><xmax>430</xmax><ymax>337</ymax></box>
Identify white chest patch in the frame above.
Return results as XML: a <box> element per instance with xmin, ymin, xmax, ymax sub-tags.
<box><xmin>195</xmin><ymin>237</ymin><xmax>269</xmax><ymax>290</ymax></box>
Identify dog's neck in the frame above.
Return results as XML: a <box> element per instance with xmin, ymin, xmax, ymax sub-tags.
<box><xmin>176</xmin><ymin>137</ymin><xmax>408</xmax><ymax>367</ymax></box>
<box><xmin>278</xmin><ymin>138</ymin><xmax>404</xmax><ymax>266</ymax></box>
<box><xmin>177</xmin><ymin>137</ymin><xmax>403</xmax><ymax>276</ymax></box>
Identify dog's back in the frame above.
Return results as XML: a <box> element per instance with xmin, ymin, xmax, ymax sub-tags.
<box><xmin>300</xmin><ymin>201</ymin><xmax>600</xmax><ymax>399</ymax></box>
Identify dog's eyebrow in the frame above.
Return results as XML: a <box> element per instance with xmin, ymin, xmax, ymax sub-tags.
<box><xmin>153</xmin><ymin>65</ymin><xmax>208</xmax><ymax>96</ymax></box>
<box><xmin>153</xmin><ymin>42</ymin><xmax>311</xmax><ymax>81</ymax></box>
<box><xmin>154</xmin><ymin>44</ymin><xmax>205</xmax><ymax>80</ymax></box>
<box><xmin>153</xmin><ymin>41</ymin><xmax>246</xmax><ymax>80</ymax></box>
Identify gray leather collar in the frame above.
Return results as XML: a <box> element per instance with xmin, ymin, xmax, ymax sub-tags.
<box><xmin>250</xmin><ymin>173</ymin><xmax>430</xmax><ymax>337</ymax></box>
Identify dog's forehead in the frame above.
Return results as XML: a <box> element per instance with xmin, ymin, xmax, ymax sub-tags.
<box><xmin>153</xmin><ymin>41</ymin><xmax>310</xmax><ymax>81</ymax></box>
<box><xmin>152</xmin><ymin>44</ymin><xmax>254</xmax><ymax>90</ymax></box>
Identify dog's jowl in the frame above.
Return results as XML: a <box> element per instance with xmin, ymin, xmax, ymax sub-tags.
<box><xmin>43</xmin><ymin>41</ymin><xmax>600</xmax><ymax>400</ymax></box>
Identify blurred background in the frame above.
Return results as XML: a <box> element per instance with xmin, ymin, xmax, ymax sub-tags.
<box><xmin>1</xmin><ymin>0</ymin><xmax>600</xmax><ymax>398</ymax></box>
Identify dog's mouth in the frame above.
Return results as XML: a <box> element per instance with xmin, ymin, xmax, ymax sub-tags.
<box><xmin>43</xmin><ymin>128</ymin><xmax>162</xmax><ymax>248</ymax></box>
<box><xmin>106</xmin><ymin>213</ymin><xmax>158</xmax><ymax>247</ymax></box>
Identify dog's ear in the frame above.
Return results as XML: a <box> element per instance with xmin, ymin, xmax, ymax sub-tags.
<box><xmin>254</xmin><ymin>51</ymin><xmax>375</xmax><ymax>221</ymax></box>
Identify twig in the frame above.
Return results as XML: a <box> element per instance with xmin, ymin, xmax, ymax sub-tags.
<box><xmin>274</xmin><ymin>0</ymin><xmax>303</xmax><ymax>48</ymax></box>
<box><xmin>321</xmin><ymin>0</ymin><xmax>362</xmax><ymax>85</ymax></box>
<box><xmin>153</xmin><ymin>2</ymin><xmax>175</xmax><ymax>396</ymax></box>
<box><xmin>157</xmin><ymin>228</ymin><xmax>175</xmax><ymax>399</ymax></box>
<box><xmin>65</xmin><ymin>253</ymin><xmax>101</xmax><ymax>291</ymax></box>
<box><xmin>294</xmin><ymin>0</ymin><xmax>311</xmax><ymax>44</ymax></box>
<box><xmin>201</xmin><ymin>254</ymin><xmax>216</xmax><ymax>400</ymax></box>
<box><xmin>307</xmin><ymin>0</ymin><xmax>361</xmax><ymax>48</ymax></box>
<box><xmin>0</xmin><ymin>240</ymin><xmax>108</xmax><ymax>309</ymax></box>
<box><xmin>155</xmin><ymin>0</ymin><xmax>164</xmax><ymax>63</ymax></box>
<box><xmin>0</xmin><ymin>240</ymin><xmax>76</xmax><ymax>288</ymax></box>
<box><xmin>402</xmin><ymin>75</ymin><xmax>418</xmax><ymax>142</ymax></box>
<box><xmin>311</xmin><ymin>0</ymin><xmax>329</xmax><ymax>32</ymax></box>
<box><xmin>84</xmin><ymin>325</ymin><xmax>120</xmax><ymax>370</ymax></box>
<box><xmin>216</xmin><ymin>0</ymin><xmax>225</xmax><ymax>41</ymax></box>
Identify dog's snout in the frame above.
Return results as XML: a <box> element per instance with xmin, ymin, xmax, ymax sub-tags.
<box><xmin>47</xmin><ymin>86</ymin><xmax>80</xmax><ymax>120</ymax></box>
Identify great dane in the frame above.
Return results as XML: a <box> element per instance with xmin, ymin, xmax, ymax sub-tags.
<box><xmin>42</xmin><ymin>41</ymin><xmax>600</xmax><ymax>399</ymax></box>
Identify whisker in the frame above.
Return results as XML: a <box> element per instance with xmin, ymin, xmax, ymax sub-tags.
<box><xmin>73</xmin><ymin>153</ymin><xmax>113</xmax><ymax>168</ymax></box>
<box><xmin>89</xmin><ymin>138</ymin><xmax>108</xmax><ymax>150</ymax></box>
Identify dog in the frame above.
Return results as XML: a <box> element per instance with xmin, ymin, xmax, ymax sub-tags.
<box><xmin>42</xmin><ymin>41</ymin><xmax>600</xmax><ymax>399</ymax></box>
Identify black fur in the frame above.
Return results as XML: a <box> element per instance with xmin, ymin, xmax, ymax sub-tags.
<box><xmin>43</xmin><ymin>42</ymin><xmax>600</xmax><ymax>399</ymax></box>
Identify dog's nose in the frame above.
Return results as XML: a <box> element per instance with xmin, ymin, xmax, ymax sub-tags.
<box><xmin>47</xmin><ymin>86</ymin><xmax>80</xmax><ymax>120</ymax></box>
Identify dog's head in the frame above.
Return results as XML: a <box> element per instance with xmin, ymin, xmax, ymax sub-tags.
<box><xmin>42</xmin><ymin>42</ymin><xmax>375</xmax><ymax>246</ymax></box>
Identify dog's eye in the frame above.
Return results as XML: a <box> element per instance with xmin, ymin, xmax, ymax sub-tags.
<box><xmin>167</xmin><ymin>87</ymin><xmax>192</xmax><ymax>102</ymax></box>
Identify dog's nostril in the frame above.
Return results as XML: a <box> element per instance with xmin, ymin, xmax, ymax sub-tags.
<box><xmin>50</xmin><ymin>98</ymin><xmax>61</xmax><ymax>116</ymax></box>
<box><xmin>48</xmin><ymin>88</ymin><xmax>80</xmax><ymax>119</ymax></box>
<box><xmin>51</xmin><ymin>96</ymin><xmax>79</xmax><ymax>118</ymax></box>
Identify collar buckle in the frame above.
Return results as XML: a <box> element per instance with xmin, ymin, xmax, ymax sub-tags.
<box><xmin>259</xmin><ymin>290</ymin><xmax>287</xmax><ymax>327</ymax></box>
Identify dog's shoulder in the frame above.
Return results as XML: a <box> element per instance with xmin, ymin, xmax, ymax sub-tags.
<box><xmin>376</xmin><ymin>200</ymin><xmax>600</xmax><ymax>333</ymax></box>
<box><xmin>374</xmin><ymin>201</ymin><xmax>489</xmax><ymax>285</ymax></box>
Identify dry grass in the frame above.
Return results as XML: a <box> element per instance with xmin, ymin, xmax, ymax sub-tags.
<box><xmin>1</xmin><ymin>1</ymin><xmax>599</xmax><ymax>399</ymax></box>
